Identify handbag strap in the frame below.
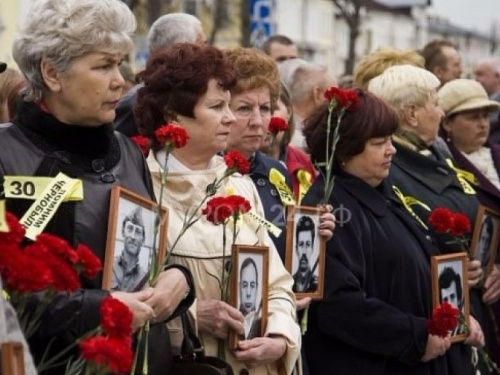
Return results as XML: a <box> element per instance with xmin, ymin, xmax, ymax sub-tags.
<box><xmin>179</xmin><ymin>313</ymin><xmax>206</xmax><ymax>360</ymax></box>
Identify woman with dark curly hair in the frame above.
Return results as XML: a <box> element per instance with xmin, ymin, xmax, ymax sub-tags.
<box><xmin>135</xmin><ymin>43</ymin><xmax>301</xmax><ymax>375</ymax></box>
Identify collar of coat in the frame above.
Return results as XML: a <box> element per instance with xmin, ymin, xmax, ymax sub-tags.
<box><xmin>391</xmin><ymin>141</ymin><xmax>462</xmax><ymax>195</ymax></box>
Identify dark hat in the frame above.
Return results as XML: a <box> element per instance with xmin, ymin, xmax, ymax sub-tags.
<box><xmin>0</xmin><ymin>62</ymin><xmax>6</xmax><ymax>73</ymax></box>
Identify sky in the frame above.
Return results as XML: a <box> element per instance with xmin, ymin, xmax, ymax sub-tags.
<box><xmin>429</xmin><ymin>0</ymin><xmax>500</xmax><ymax>34</ymax></box>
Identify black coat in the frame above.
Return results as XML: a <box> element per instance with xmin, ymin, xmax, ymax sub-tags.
<box><xmin>389</xmin><ymin>142</ymin><xmax>481</xmax><ymax>375</ymax></box>
<box><xmin>0</xmin><ymin>100</ymin><xmax>194</xmax><ymax>374</ymax></box>
<box><xmin>302</xmin><ymin>171</ymin><xmax>448</xmax><ymax>375</ymax></box>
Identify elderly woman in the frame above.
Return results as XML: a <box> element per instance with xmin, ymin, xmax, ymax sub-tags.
<box><xmin>1</xmin><ymin>0</ymin><xmax>194</xmax><ymax>373</ymax></box>
<box><xmin>439</xmin><ymin>78</ymin><xmax>500</xmax><ymax>362</ymax></box>
<box><xmin>135</xmin><ymin>43</ymin><xmax>300</xmax><ymax>375</ymax></box>
<box><xmin>302</xmin><ymin>89</ymin><xmax>451</xmax><ymax>375</ymax></box>
<box><xmin>368</xmin><ymin>65</ymin><xmax>486</xmax><ymax>375</ymax></box>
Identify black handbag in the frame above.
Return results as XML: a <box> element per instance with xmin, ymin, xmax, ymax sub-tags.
<box><xmin>172</xmin><ymin>313</ymin><xmax>234</xmax><ymax>375</ymax></box>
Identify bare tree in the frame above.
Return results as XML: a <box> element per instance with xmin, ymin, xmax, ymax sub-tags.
<box><xmin>331</xmin><ymin>0</ymin><xmax>365</xmax><ymax>75</ymax></box>
<box><xmin>209</xmin><ymin>0</ymin><xmax>230</xmax><ymax>45</ymax></box>
<box><xmin>240</xmin><ymin>0</ymin><xmax>251</xmax><ymax>47</ymax></box>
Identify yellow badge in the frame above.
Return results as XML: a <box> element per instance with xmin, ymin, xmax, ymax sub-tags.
<box><xmin>245</xmin><ymin>210</ymin><xmax>282</xmax><ymax>238</ymax></box>
<box><xmin>20</xmin><ymin>172</ymin><xmax>82</xmax><ymax>240</ymax></box>
<box><xmin>445</xmin><ymin>159</ymin><xmax>477</xmax><ymax>195</ymax></box>
<box><xmin>0</xmin><ymin>200</ymin><xmax>8</xmax><ymax>232</ymax></box>
<box><xmin>392</xmin><ymin>185</ymin><xmax>429</xmax><ymax>230</ymax></box>
<box><xmin>296</xmin><ymin>170</ymin><xmax>312</xmax><ymax>205</ymax></box>
<box><xmin>4</xmin><ymin>175</ymin><xmax>83</xmax><ymax>201</ymax></box>
<box><xmin>269</xmin><ymin>168</ymin><xmax>295</xmax><ymax>206</ymax></box>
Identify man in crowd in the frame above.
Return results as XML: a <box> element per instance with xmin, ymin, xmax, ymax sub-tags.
<box><xmin>293</xmin><ymin>215</ymin><xmax>318</xmax><ymax>293</ymax></box>
<box><xmin>114</xmin><ymin>13</ymin><xmax>206</xmax><ymax>136</ymax></box>
<box><xmin>112</xmin><ymin>207</ymin><xmax>147</xmax><ymax>292</ymax></box>
<box><xmin>420</xmin><ymin>39</ymin><xmax>462</xmax><ymax>85</ymax></box>
<box><xmin>262</xmin><ymin>34</ymin><xmax>298</xmax><ymax>63</ymax></box>
<box><xmin>239</xmin><ymin>257</ymin><xmax>262</xmax><ymax>339</ymax></box>
<box><xmin>439</xmin><ymin>266</ymin><xmax>466</xmax><ymax>335</ymax></box>
<box><xmin>474</xmin><ymin>57</ymin><xmax>500</xmax><ymax>143</ymax></box>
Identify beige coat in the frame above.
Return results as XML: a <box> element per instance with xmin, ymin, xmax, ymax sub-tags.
<box><xmin>149</xmin><ymin>155</ymin><xmax>300</xmax><ymax>375</ymax></box>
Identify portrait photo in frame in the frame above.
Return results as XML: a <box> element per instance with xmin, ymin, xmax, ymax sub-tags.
<box><xmin>230</xmin><ymin>245</ymin><xmax>269</xmax><ymax>349</ymax></box>
<box><xmin>102</xmin><ymin>186</ymin><xmax>168</xmax><ymax>292</ymax></box>
<box><xmin>431</xmin><ymin>252</ymin><xmax>470</xmax><ymax>343</ymax></box>
<box><xmin>285</xmin><ymin>205</ymin><xmax>326</xmax><ymax>300</ymax></box>
<box><xmin>1</xmin><ymin>342</ymin><xmax>25</xmax><ymax>375</ymax></box>
<box><xmin>470</xmin><ymin>205</ymin><xmax>500</xmax><ymax>276</ymax></box>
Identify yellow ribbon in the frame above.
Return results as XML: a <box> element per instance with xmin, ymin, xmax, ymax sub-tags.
<box><xmin>4</xmin><ymin>175</ymin><xmax>83</xmax><ymax>201</ymax></box>
<box><xmin>269</xmin><ymin>168</ymin><xmax>296</xmax><ymax>206</ymax></box>
<box><xmin>445</xmin><ymin>159</ymin><xmax>477</xmax><ymax>195</ymax></box>
<box><xmin>20</xmin><ymin>172</ymin><xmax>82</xmax><ymax>240</ymax></box>
<box><xmin>392</xmin><ymin>185</ymin><xmax>429</xmax><ymax>230</ymax></box>
<box><xmin>0</xmin><ymin>200</ymin><xmax>8</xmax><ymax>233</ymax></box>
<box><xmin>296</xmin><ymin>170</ymin><xmax>312</xmax><ymax>205</ymax></box>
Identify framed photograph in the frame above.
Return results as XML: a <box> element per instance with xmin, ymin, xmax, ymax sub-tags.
<box><xmin>470</xmin><ymin>205</ymin><xmax>500</xmax><ymax>276</ymax></box>
<box><xmin>230</xmin><ymin>245</ymin><xmax>269</xmax><ymax>348</ymax></box>
<box><xmin>1</xmin><ymin>342</ymin><xmax>25</xmax><ymax>375</ymax></box>
<box><xmin>285</xmin><ymin>205</ymin><xmax>326</xmax><ymax>300</ymax></box>
<box><xmin>431</xmin><ymin>252</ymin><xmax>470</xmax><ymax>343</ymax></box>
<box><xmin>102</xmin><ymin>186</ymin><xmax>168</xmax><ymax>292</ymax></box>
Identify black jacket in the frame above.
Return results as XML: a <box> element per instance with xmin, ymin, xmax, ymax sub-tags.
<box><xmin>302</xmin><ymin>171</ymin><xmax>448</xmax><ymax>375</ymax></box>
<box><xmin>0</xmin><ymin>100</ymin><xmax>194</xmax><ymax>374</ymax></box>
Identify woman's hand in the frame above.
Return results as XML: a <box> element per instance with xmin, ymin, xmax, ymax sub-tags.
<box><xmin>468</xmin><ymin>259</ymin><xmax>484</xmax><ymax>288</ymax></box>
<box><xmin>421</xmin><ymin>335</ymin><xmax>451</xmax><ymax>362</ymax></box>
<box><xmin>111</xmin><ymin>288</ymin><xmax>155</xmax><ymax>332</ymax></box>
<box><xmin>465</xmin><ymin>315</ymin><xmax>485</xmax><ymax>347</ymax></box>
<box><xmin>296</xmin><ymin>297</ymin><xmax>311</xmax><ymax>311</ymax></box>
<box><xmin>483</xmin><ymin>264</ymin><xmax>500</xmax><ymax>304</ymax></box>
<box><xmin>144</xmin><ymin>268</ymin><xmax>188</xmax><ymax>322</ymax></box>
<box><xmin>232</xmin><ymin>335</ymin><xmax>287</xmax><ymax>368</ymax></box>
<box><xmin>319</xmin><ymin>205</ymin><xmax>335</xmax><ymax>241</ymax></box>
<box><xmin>197</xmin><ymin>299</ymin><xmax>244</xmax><ymax>339</ymax></box>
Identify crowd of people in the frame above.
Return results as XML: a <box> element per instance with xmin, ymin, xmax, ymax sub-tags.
<box><xmin>1</xmin><ymin>0</ymin><xmax>500</xmax><ymax>374</ymax></box>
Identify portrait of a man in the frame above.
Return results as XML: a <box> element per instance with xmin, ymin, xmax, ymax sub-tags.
<box><xmin>476</xmin><ymin>215</ymin><xmax>494</xmax><ymax>267</ymax></box>
<box><xmin>111</xmin><ymin>206</ymin><xmax>148</xmax><ymax>292</ymax></box>
<box><xmin>438</xmin><ymin>264</ymin><xmax>466</xmax><ymax>335</ymax></box>
<box><xmin>293</xmin><ymin>215</ymin><xmax>318</xmax><ymax>293</ymax></box>
<box><xmin>239</xmin><ymin>256</ymin><xmax>262</xmax><ymax>340</ymax></box>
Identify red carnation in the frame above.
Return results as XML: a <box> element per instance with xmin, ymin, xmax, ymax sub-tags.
<box><xmin>224</xmin><ymin>150</ymin><xmax>250</xmax><ymax>175</ymax></box>
<box><xmin>79</xmin><ymin>336</ymin><xmax>133</xmax><ymax>374</ymax></box>
<box><xmin>268</xmin><ymin>117</ymin><xmax>288</xmax><ymax>134</ymax></box>
<box><xmin>75</xmin><ymin>244</ymin><xmax>102</xmax><ymax>279</ymax></box>
<box><xmin>202</xmin><ymin>197</ymin><xmax>233</xmax><ymax>225</ymax></box>
<box><xmin>154</xmin><ymin>124</ymin><xmax>189</xmax><ymax>149</ymax></box>
<box><xmin>226</xmin><ymin>195</ymin><xmax>251</xmax><ymax>219</ymax></box>
<box><xmin>35</xmin><ymin>233</ymin><xmax>79</xmax><ymax>264</ymax></box>
<box><xmin>450</xmin><ymin>213</ymin><xmax>471</xmax><ymax>237</ymax></box>
<box><xmin>428</xmin><ymin>207</ymin><xmax>454</xmax><ymax>233</ymax></box>
<box><xmin>131</xmin><ymin>135</ymin><xmax>151</xmax><ymax>157</ymax></box>
<box><xmin>323</xmin><ymin>86</ymin><xmax>360</xmax><ymax>111</ymax></box>
<box><xmin>0</xmin><ymin>212</ymin><xmax>25</xmax><ymax>245</ymax></box>
<box><xmin>427</xmin><ymin>301</ymin><xmax>459</xmax><ymax>338</ymax></box>
<box><xmin>100</xmin><ymin>297</ymin><xmax>133</xmax><ymax>338</ymax></box>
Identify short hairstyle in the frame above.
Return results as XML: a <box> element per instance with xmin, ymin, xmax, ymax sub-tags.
<box><xmin>122</xmin><ymin>207</ymin><xmax>145</xmax><ymax>239</ymax></box>
<box><xmin>0</xmin><ymin>68</ymin><xmax>25</xmax><ymax>122</ymax></box>
<box><xmin>147</xmin><ymin>13</ymin><xmax>202</xmax><ymax>54</ymax></box>
<box><xmin>12</xmin><ymin>0</ymin><xmax>136</xmax><ymax>100</ymax></box>
<box><xmin>420</xmin><ymin>39</ymin><xmax>456</xmax><ymax>72</ymax></box>
<box><xmin>475</xmin><ymin>57</ymin><xmax>500</xmax><ymax>75</ymax></box>
<box><xmin>304</xmin><ymin>90</ymin><xmax>398</xmax><ymax>167</ymax></box>
<box><xmin>225</xmin><ymin>47</ymin><xmax>280</xmax><ymax>109</ymax></box>
<box><xmin>280</xmin><ymin>60</ymin><xmax>331</xmax><ymax>104</ymax></box>
<box><xmin>295</xmin><ymin>215</ymin><xmax>315</xmax><ymax>247</ymax></box>
<box><xmin>368</xmin><ymin>65</ymin><xmax>440</xmax><ymax>123</ymax></box>
<box><xmin>240</xmin><ymin>257</ymin><xmax>259</xmax><ymax>285</ymax></box>
<box><xmin>438</xmin><ymin>266</ymin><xmax>463</xmax><ymax>306</ymax></box>
<box><xmin>262</xmin><ymin>34</ymin><xmax>295</xmax><ymax>55</ymax></box>
<box><xmin>135</xmin><ymin>43</ymin><xmax>236</xmax><ymax>151</ymax></box>
<box><xmin>353</xmin><ymin>47</ymin><xmax>425</xmax><ymax>89</ymax></box>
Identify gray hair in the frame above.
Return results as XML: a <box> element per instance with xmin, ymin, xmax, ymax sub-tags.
<box><xmin>279</xmin><ymin>59</ymin><xmax>331</xmax><ymax>104</ymax></box>
<box><xmin>368</xmin><ymin>64</ymin><xmax>440</xmax><ymax>121</ymax></box>
<box><xmin>12</xmin><ymin>0</ymin><xmax>136</xmax><ymax>100</ymax></box>
<box><xmin>147</xmin><ymin>13</ymin><xmax>202</xmax><ymax>54</ymax></box>
<box><xmin>475</xmin><ymin>57</ymin><xmax>500</xmax><ymax>75</ymax></box>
